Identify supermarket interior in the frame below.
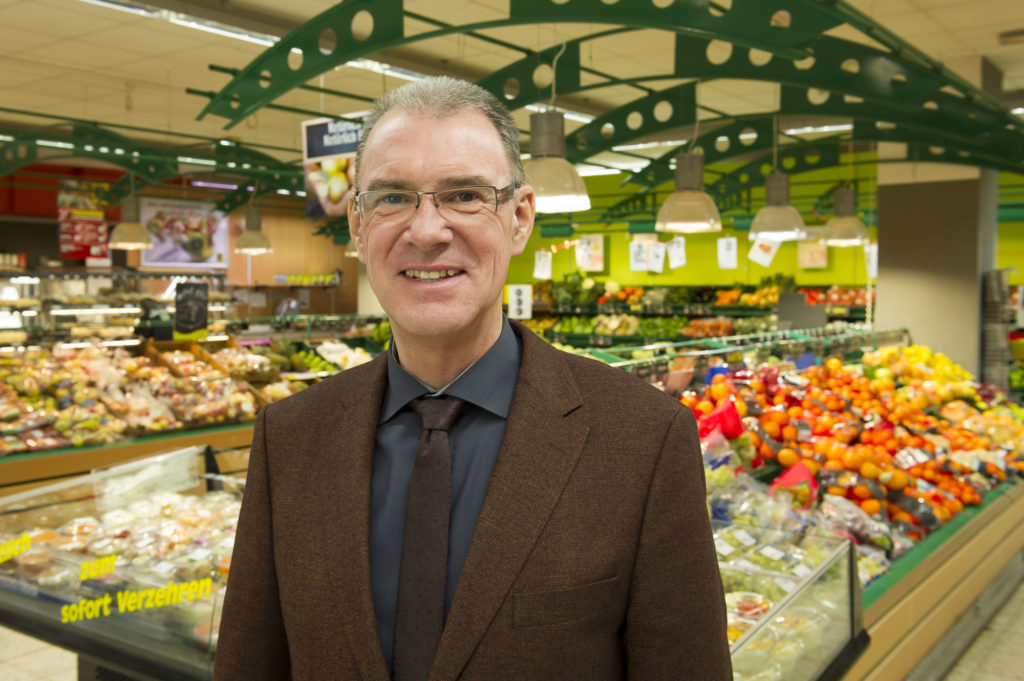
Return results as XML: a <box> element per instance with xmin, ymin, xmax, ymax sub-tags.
<box><xmin>2</xmin><ymin>0</ymin><xmax>1024</xmax><ymax>680</ymax></box>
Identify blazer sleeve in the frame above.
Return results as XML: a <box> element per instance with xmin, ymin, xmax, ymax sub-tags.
<box><xmin>625</xmin><ymin>407</ymin><xmax>733</xmax><ymax>681</ymax></box>
<box><xmin>213</xmin><ymin>408</ymin><xmax>292</xmax><ymax>681</ymax></box>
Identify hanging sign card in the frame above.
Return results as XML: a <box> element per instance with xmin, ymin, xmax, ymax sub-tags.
<box><xmin>748</xmin><ymin>238</ymin><xmax>782</xmax><ymax>267</ymax></box>
<box><xmin>717</xmin><ymin>237</ymin><xmax>738</xmax><ymax>270</ymax></box>
<box><xmin>667</xmin><ymin>236</ymin><xmax>687</xmax><ymax>269</ymax></box>
<box><xmin>533</xmin><ymin>250</ymin><xmax>553</xmax><ymax>280</ymax></box>
<box><xmin>798</xmin><ymin>241</ymin><xmax>828</xmax><ymax>269</ymax></box>
<box><xmin>173</xmin><ymin>283</ymin><xmax>209</xmax><ymax>341</ymax></box>
<box><xmin>649</xmin><ymin>241</ymin><xmax>666</xmax><ymax>273</ymax></box>
<box><xmin>575</xmin><ymin>234</ymin><xmax>605</xmax><ymax>271</ymax></box>
<box><xmin>629</xmin><ymin>239</ymin><xmax>649</xmax><ymax>272</ymax></box>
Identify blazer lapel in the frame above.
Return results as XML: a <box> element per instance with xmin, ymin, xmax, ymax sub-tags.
<box><xmin>316</xmin><ymin>356</ymin><xmax>391</xmax><ymax>681</ymax></box>
<box><xmin>432</xmin><ymin>325</ymin><xmax>590</xmax><ymax>680</ymax></box>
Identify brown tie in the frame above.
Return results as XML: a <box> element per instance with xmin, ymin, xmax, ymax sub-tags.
<box><xmin>393</xmin><ymin>395</ymin><xmax>466</xmax><ymax>681</ymax></box>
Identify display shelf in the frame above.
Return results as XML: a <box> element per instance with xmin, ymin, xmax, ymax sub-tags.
<box><xmin>549</xmin><ymin>303</ymin><xmax>867</xmax><ymax>320</ymax></box>
<box><xmin>0</xmin><ymin>424</ymin><xmax>253</xmax><ymax>496</ymax></box>
<box><xmin>841</xmin><ymin>480</ymin><xmax>1024</xmax><ymax>681</ymax></box>
<box><xmin>0</xmin><ymin>269</ymin><xmax>226</xmax><ymax>281</ymax></box>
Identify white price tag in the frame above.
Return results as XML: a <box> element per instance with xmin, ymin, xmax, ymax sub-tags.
<box><xmin>532</xmin><ymin>250</ymin><xmax>553</xmax><ymax>280</ymax></box>
<box><xmin>759</xmin><ymin>545</ymin><xmax>785</xmax><ymax>561</ymax></box>
<box><xmin>648</xmin><ymin>241</ymin><xmax>666</xmax><ymax>273</ymax></box>
<box><xmin>734</xmin><ymin>559</ymin><xmax>759</xmax><ymax>572</ymax></box>
<box><xmin>153</xmin><ymin>561</ymin><xmax>176</xmax><ymax>575</ymax></box>
<box><xmin>775</xmin><ymin>577</ymin><xmax>797</xmax><ymax>594</ymax></box>
<box><xmin>792</xmin><ymin>564</ymin><xmax>813</xmax><ymax>579</ymax></box>
<box><xmin>187</xmin><ymin>548</ymin><xmax>212</xmax><ymax>562</ymax></box>
<box><xmin>714</xmin><ymin>538</ymin><xmax>736</xmax><ymax>556</ymax></box>
<box><xmin>717</xmin><ymin>237</ymin><xmax>738</xmax><ymax>270</ymax></box>
<box><xmin>732</xmin><ymin>529</ymin><xmax>757</xmax><ymax>547</ymax></box>
<box><xmin>667</xmin><ymin>236</ymin><xmax>687</xmax><ymax>269</ymax></box>
<box><xmin>748</xmin><ymin>237</ymin><xmax>781</xmax><ymax>267</ymax></box>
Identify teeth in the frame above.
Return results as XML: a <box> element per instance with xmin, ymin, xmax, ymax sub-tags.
<box><xmin>404</xmin><ymin>269</ymin><xmax>460</xmax><ymax>281</ymax></box>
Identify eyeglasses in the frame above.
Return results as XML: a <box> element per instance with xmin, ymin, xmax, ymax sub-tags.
<box><xmin>354</xmin><ymin>183</ymin><xmax>518</xmax><ymax>222</ymax></box>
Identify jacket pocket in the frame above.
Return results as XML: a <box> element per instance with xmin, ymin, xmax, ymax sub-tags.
<box><xmin>512</xmin><ymin>576</ymin><xmax>621</xmax><ymax>628</ymax></box>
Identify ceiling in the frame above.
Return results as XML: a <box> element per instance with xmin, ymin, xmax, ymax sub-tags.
<box><xmin>0</xmin><ymin>0</ymin><xmax>1022</xmax><ymax>178</ymax></box>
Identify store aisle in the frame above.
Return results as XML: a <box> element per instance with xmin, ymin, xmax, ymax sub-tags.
<box><xmin>0</xmin><ymin>579</ymin><xmax>1023</xmax><ymax>681</ymax></box>
<box><xmin>941</xmin><ymin>576</ymin><xmax>1024</xmax><ymax>681</ymax></box>
<box><xmin>0</xmin><ymin>626</ymin><xmax>75</xmax><ymax>681</ymax></box>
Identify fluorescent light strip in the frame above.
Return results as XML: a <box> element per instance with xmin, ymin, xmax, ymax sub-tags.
<box><xmin>0</xmin><ymin>134</ymin><xmax>14</xmax><ymax>142</ymax></box>
<box><xmin>10</xmin><ymin>277</ymin><xmax>40</xmax><ymax>284</ymax></box>
<box><xmin>612</xmin><ymin>139</ymin><xmax>688</xmax><ymax>152</ymax></box>
<box><xmin>37</xmin><ymin>139</ymin><xmax>75</xmax><ymax>149</ymax></box>
<box><xmin>76</xmin><ymin>0</ymin><xmax>157</xmax><ymax>17</ymax></box>
<box><xmin>177</xmin><ymin>155</ymin><xmax>217</xmax><ymax>166</ymax></box>
<box><xmin>785</xmin><ymin>123</ymin><xmax>853</xmax><ymax>135</ymax></box>
<box><xmin>192</xmin><ymin>180</ymin><xmax>239</xmax><ymax>190</ymax></box>
<box><xmin>19</xmin><ymin>310</ymin><xmax>37</xmax><ymax>317</ymax></box>
<box><xmin>577</xmin><ymin>165</ymin><xmax>626</xmax><ymax>177</ymax></box>
<box><xmin>50</xmin><ymin>307</ymin><xmax>142</xmax><ymax>316</ymax></box>
<box><xmin>524</xmin><ymin>104</ymin><xmax>593</xmax><ymax>124</ymax></box>
<box><xmin>1013</xmin><ymin>107</ymin><xmax>1024</xmax><ymax>115</ymax></box>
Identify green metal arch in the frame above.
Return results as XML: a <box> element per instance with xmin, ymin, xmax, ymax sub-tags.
<box><xmin>199</xmin><ymin>0</ymin><xmax>850</xmax><ymax>128</ymax></box>
<box><xmin>564</xmin><ymin>83</ymin><xmax>696</xmax><ymax>164</ymax></box>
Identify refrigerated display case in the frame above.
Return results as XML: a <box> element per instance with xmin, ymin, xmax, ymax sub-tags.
<box><xmin>0</xmin><ymin>446</ymin><xmax>238</xmax><ymax>681</ymax></box>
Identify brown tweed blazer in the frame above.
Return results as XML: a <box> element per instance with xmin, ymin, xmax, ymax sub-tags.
<box><xmin>214</xmin><ymin>321</ymin><xmax>732</xmax><ymax>681</ymax></box>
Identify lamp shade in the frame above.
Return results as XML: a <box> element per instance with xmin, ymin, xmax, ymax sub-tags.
<box><xmin>749</xmin><ymin>171</ymin><xmax>806</xmax><ymax>241</ymax></box>
<box><xmin>655</xmin><ymin>152</ymin><xmax>722</xmax><ymax>233</ymax></box>
<box><xmin>234</xmin><ymin>205</ymin><xmax>273</xmax><ymax>255</ymax></box>
<box><xmin>108</xmin><ymin>197</ymin><xmax>153</xmax><ymax>250</ymax></box>
<box><xmin>823</xmin><ymin>186</ymin><xmax>869</xmax><ymax>247</ymax></box>
<box><xmin>523</xmin><ymin>110</ymin><xmax>590</xmax><ymax>213</ymax></box>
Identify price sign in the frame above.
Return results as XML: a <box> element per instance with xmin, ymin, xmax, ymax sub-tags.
<box><xmin>649</xmin><ymin>241</ymin><xmax>666</xmax><ymax>273</ymax></box>
<box><xmin>717</xmin><ymin>237</ymin><xmax>738</xmax><ymax>269</ymax></box>
<box><xmin>748</xmin><ymin>237</ymin><xmax>781</xmax><ymax>267</ymax></box>
<box><xmin>533</xmin><ymin>250</ymin><xmax>553</xmax><ymax>280</ymax></box>
<box><xmin>174</xmin><ymin>282</ymin><xmax>209</xmax><ymax>340</ymax></box>
<box><xmin>506</xmin><ymin>284</ymin><xmax>533</xmax><ymax>320</ymax></box>
<box><xmin>667</xmin><ymin>236</ymin><xmax>687</xmax><ymax>269</ymax></box>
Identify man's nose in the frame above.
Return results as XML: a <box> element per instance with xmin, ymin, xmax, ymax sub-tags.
<box><xmin>406</xmin><ymin>195</ymin><xmax>453</xmax><ymax>247</ymax></box>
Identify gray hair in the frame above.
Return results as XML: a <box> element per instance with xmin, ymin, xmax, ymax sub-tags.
<box><xmin>354</xmin><ymin>76</ymin><xmax>525</xmax><ymax>188</ymax></box>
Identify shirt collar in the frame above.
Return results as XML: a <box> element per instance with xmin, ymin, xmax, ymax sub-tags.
<box><xmin>379</xmin><ymin>317</ymin><xmax>521</xmax><ymax>423</ymax></box>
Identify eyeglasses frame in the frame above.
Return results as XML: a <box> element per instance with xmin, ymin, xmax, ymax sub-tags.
<box><xmin>353</xmin><ymin>182</ymin><xmax>519</xmax><ymax>222</ymax></box>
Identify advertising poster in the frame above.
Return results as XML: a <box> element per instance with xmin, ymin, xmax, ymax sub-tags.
<box><xmin>57</xmin><ymin>180</ymin><xmax>110</xmax><ymax>260</ymax></box>
<box><xmin>302</xmin><ymin>117</ymin><xmax>362</xmax><ymax>219</ymax></box>
<box><xmin>139</xmin><ymin>198</ymin><xmax>228</xmax><ymax>270</ymax></box>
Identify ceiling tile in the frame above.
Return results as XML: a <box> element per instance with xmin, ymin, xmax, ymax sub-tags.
<box><xmin>0</xmin><ymin>0</ymin><xmax>121</xmax><ymax>38</ymax></box>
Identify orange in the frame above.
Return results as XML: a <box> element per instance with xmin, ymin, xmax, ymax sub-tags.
<box><xmin>694</xmin><ymin>400</ymin><xmax>715</xmax><ymax>417</ymax></box>
<box><xmin>879</xmin><ymin>469</ymin><xmax>909</xmax><ymax>491</ymax></box>
<box><xmin>777</xmin><ymin>448</ymin><xmax>800</xmax><ymax>467</ymax></box>
<box><xmin>826</xmin><ymin>486</ymin><xmax>847</xmax><ymax>496</ymax></box>
<box><xmin>851</xmin><ymin>484</ymin><xmax>874</xmax><ymax>500</ymax></box>
<box><xmin>709</xmin><ymin>383</ymin><xmax>731</xmax><ymax>403</ymax></box>
<box><xmin>711</xmin><ymin>373</ymin><xmax>728</xmax><ymax>384</ymax></box>
<box><xmin>824</xmin><ymin>460</ymin><xmax>845</xmax><ymax>470</ymax></box>
<box><xmin>781</xmin><ymin>425</ymin><xmax>798</xmax><ymax>442</ymax></box>
<box><xmin>758</xmin><ymin>443</ymin><xmax>776</xmax><ymax>460</ymax></box>
<box><xmin>801</xmin><ymin>458</ymin><xmax>821</xmax><ymax>475</ymax></box>
<box><xmin>762</xmin><ymin>421</ymin><xmax>782</xmax><ymax>440</ymax></box>
<box><xmin>733</xmin><ymin>397</ymin><xmax>748</xmax><ymax>418</ymax></box>
<box><xmin>765</xmin><ymin>410</ymin><xmax>790</xmax><ymax>426</ymax></box>
<box><xmin>860</xmin><ymin>499</ymin><xmax>881</xmax><ymax>515</ymax></box>
<box><xmin>841</xmin><ymin>449</ymin><xmax>864</xmax><ymax>471</ymax></box>
<box><xmin>788</xmin><ymin>406</ymin><xmax>804</xmax><ymax>421</ymax></box>
<box><xmin>860</xmin><ymin>461</ymin><xmax>881</xmax><ymax>480</ymax></box>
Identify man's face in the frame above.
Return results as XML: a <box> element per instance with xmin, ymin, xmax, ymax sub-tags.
<box><xmin>349</xmin><ymin>110</ymin><xmax>534</xmax><ymax>344</ymax></box>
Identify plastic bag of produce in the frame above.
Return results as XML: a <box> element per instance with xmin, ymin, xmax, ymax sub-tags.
<box><xmin>769</xmin><ymin>461</ymin><xmax>819</xmax><ymax>510</ymax></box>
<box><xmin>818</xmin><ymin>494</ymin><xmax>894</xmax><ymax>554</ymax></box>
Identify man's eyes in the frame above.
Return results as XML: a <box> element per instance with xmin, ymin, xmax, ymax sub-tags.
<box><xmin>443</xmin><ymin>189</ymin><xmax>487</xmax><ymax>203</ymax></box>
<box><xmin>380</xmin><ymin>192</ymin><xmax>414</xmax><ymax>205</ymax></box>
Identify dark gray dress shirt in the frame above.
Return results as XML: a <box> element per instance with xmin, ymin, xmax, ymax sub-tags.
<box><xmin>370</xmin><ymin>317</ymin><xmax>522</xmax><ymax>673</ymax></box>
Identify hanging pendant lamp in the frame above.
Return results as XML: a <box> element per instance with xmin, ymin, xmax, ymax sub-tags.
<box><xmin>523</xmin><ymin>110</ymin><xmax>590</xmax><ymax>214</ymax></box>
<box><xmin>749</xmin><ymin>171</ymin><xmax>806</xmax><ymax>241</ymax></box>
<box><xmin>655</xmin><ymin>151</ymin><xmax>722</xmax><ymax>233</ymax></box>
<box><xmin>108</xmin><ymin>195</ymin><xmax>153</xmax><ymax>251</ymax></box>
<box><xmin>823</xmin><ymin>186</ymin><xmax>869</xmax><ymax>247</ymax></box>
<box><xmin>235</xmin><ymin>205</ymin><xmax>273</xmax><ymax>255</ymax></box>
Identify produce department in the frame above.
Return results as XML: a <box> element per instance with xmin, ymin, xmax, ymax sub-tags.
<box><xmin>2</xmin><ymin>1</ymin><xmax>1024</xmax><ymax>681</ymax></box>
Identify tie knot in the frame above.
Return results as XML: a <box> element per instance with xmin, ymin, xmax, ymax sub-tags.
<box><xmin>411</xmin><ymin>395</ymin><xmax>465</xmax><ymax>432</ymax></box>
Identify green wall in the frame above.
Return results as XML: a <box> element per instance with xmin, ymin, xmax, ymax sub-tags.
<box><xmin>508</xmin><ymin>161</ymin><xmax>1024</xmax><ymax>290</ymax></box>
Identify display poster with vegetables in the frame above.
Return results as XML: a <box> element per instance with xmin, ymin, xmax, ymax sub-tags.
<box><xmin>748</xmin><ymin>237</ymin><xmax>781</xmax><ymax>267</ymax></box>
<box><xmin>667</xmin><ymin>236</ymin><xmax>687</xmax><ymax>269</ymax></box>
<box><xmin>798</xmin><ymin>241</ymin><xmax>828</xmax><ymax>269</ymax></box>
<box><xmin>139</xmin><ymin>199</ymin><xmax>227</xmax><ymax>270</ymax></box>
<box><xmin>57</xmin><ymin>180</ymin><xmax>109</xmax><ymax>260</ymax></box>
<box><xmin>303</xmin><ymin>117</ymin><xmax>361</xmax><ymax>219</ymax></box>
<box><xmin>173</xmin><ymin>282</ymin><xmax>209</xmax><ymax>341</ymax></box>
<box><xmin>574</xmin><ymin>234</ymin><xmax>605</xmax><ymax>271</ymax></box>
<box><xmin>717</xmin><ymin>236</ymin><xmax>738</xmax><ymax>270</ymax></box>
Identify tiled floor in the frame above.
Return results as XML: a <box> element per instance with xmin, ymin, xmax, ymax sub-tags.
<box><xmin>941</xmin><ymin>577</ymin><xmax>1024</xmax><ymax>681</ymax></box>
<box><xmin>0</xmin><ymin>580</ymin><xmax>1022</xmax><ymax>680</ymax></box>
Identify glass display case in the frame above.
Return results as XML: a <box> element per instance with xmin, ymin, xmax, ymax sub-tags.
<box><xmin>0</xmin><ymin>446</ymin><xmax>239</xmax><ymax>681</ymax></box>
<box><xmin>714</xmin><ymin>520</ymin><xmax>867</xmax><ymax>681</ymax></box>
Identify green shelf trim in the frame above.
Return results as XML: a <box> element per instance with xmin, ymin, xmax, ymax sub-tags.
<box><xmin>0</xmin><ymin>422</ymin><xmax>254</xmax><ymax>464</ymax></box>
<box><xmin>861</xmin><ymin>481</ymin><xmax>1018</xmax><ymax>610</ymax></box>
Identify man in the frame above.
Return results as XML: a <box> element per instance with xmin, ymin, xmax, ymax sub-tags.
<box><xmin>215</xmin><ymin>76</ymin><xmax>731</xmax><ymax>681</ymax></box>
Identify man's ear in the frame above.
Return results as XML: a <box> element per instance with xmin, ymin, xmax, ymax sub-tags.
<box><xmin>346</xmin><ymin>189</ymin><xmax>365</xmax><ymax>263</ymax></box>
<box><xmin>510</xmin><ymin>185</ymin><xmax>536</xmax><ymax>256</ymax></box>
